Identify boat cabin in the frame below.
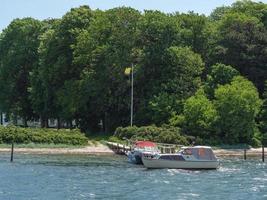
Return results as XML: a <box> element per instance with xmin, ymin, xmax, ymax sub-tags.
<box><xmin>179</xmin><ymin>146</ymin><xmax>217</xmax><ymax>161</ymax></box>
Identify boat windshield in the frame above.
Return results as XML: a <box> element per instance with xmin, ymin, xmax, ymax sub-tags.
<box><xmin>181</xmin><ymin>147</ymin><xmax>216</xmax><ymax>160</ymax></box>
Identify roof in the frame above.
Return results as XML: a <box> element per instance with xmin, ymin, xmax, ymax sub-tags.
<box><xmin>134</xmin><ymin>141</ymin><xmax>157</xmax><ymax>147</ymax></box>
<box><xmin>193</xmin><ymin>146</ymin><xmax>212</xmax><ymax>149</ymax></box>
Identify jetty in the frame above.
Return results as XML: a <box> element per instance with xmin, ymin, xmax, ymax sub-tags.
<box><xmin>106</xmin><ymin>141</ymin><xmax>182</xmax><ymax>155</ymax></box>
<box><xmin>106</xmin><ymin>142</ymin><xmax>131</xmax><ymax>155</ymax></box>
<box><xmin>106</xmin><ymin>141</ymin><xmax>266</xmax><ymax>162</ymax></box>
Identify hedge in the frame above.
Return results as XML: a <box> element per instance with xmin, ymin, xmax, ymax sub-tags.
<box><xmin>114</xmin><ymin>125</ymin><xmax>190</xmax><ymax>145</ymax></box>
<box><xmin>0</xmin><ymin>126</ymin><xmax>88</xmax><ymax>145</ymax></box>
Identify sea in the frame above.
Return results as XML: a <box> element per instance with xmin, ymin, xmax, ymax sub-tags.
<box><xmin>0</xmin><ymin>153</ymin><xmax>266</xmax><ymax>200</ymax></box>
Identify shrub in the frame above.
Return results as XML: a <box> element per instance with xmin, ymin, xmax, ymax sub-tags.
<box><xmin>0</xmin><ymin>125</ymin><xmax>88</xmax><ymax>145</ymax></box>
<box><xmin>114</xmin><ymin>125</ymin><xmax>190</xmax><ymax>145</ymax></box>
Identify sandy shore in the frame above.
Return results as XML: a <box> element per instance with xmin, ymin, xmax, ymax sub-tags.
<box><xmin>0</xmin><ymin>143</ymin><xmax>265</xmax><ymax>157</ymax></box>
<box><xmin>0</xmin><ymin>143</ymin><xmax>115</xmax><ymax>155</ymax></box>
<box><xmin>214</xmin><ymin>148</ymin><xmax>266</xmax><ymax>157</ymax></box>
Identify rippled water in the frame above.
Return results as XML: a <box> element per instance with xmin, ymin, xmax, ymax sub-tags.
<box><xmin>0</xmin><ymin>153</ymin><xmax>266</xmax><ymax>200</ymax></box>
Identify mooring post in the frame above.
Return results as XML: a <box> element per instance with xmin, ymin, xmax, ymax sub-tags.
<box><xmin>244</xmin><ymin>149</ymin><xmax>247</xmax><ymax>160</ymax></box>
<box><xmin>262</xmin><ymin>145</ymin><xmax>265</xmax><ymax>162</ymax></box>
<box><xmin>10</xmin><ymin>142</ymin><xmax>14</xmax><ymax>162</ymax></box>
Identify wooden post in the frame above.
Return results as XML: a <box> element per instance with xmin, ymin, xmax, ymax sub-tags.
<box><xmin>244</xmin><ymin>149</ymin><xmax>247</xmax><ymax>160</ymax></box>
<box><xmin>0</xmin><ymin>112</ymin><xmax>3</xmax><ymax>125</ymax></box>
<box><xmin>10</xmin><ymin>142</ymin><xmax>14</xmax><ymax>162</ymax></box>
<box><xmin>262</xmin><ymin>145</ymin><xmax>265</xmax><ymax>162</ymax></box>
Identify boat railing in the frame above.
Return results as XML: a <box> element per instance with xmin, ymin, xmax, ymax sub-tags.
<box><xmin>156</xmin><ymin>143</ymin><xmax>183</xmax><ymax>154</ymax></box>
<box><xmin>107</xmin><ymin>140</ymin><xmax>185</xmax><ymax>155</ymax></box>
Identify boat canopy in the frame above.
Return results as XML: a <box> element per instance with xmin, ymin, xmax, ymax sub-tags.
<box><xmin>181</xmin><ymin>146</ymin><xmax>216</xmax><ymax>160</ymax></box>
<box><xmin>134</xmin><ymin>141</ymin><xmax>157</xmax><ymax>148</ymax></box>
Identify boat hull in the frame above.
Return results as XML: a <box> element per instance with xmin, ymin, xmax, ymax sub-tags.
<box><xmin>142</xmin><ymin>157</ymin><xmax>219</xmax><ymax>169</ymax></box>
<box><xmin>127</xmin><ymin>151</ymin><xmax>143</xmax><ymax>164</ymax></box>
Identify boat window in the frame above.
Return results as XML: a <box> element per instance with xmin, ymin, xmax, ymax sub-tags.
<box><xmin>194</xmin><ymin>148</ymin><xmax>216</xmax><ymax>160</ymax></box>
<box><xmin>182</xmin><ymin>148</ymin><xmax>192</xmax><ymax>155</ymax></box>
<box><xmin>159</xmin><ymin>155</ymin><xmax>185</xmax><ymax>161</ymax></box>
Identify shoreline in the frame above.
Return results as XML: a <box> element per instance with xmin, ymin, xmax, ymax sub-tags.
<box><xmin>0</xmin><ymin>144</ymin><xmax>115</xmax><ymax>155</ymax></box>
<box><xmin>214</xmin><ymin>148</ymin><xmax>266</xmax><ymax>157</ymax></box>
<box><xmin>0</xmin><ymin>144</ymin><xmax>265</xmax><ymax>157</ymax></box>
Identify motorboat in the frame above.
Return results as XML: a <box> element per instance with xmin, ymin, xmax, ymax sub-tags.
<box><xmin>142</xmin><ymin>146</ymin><xmax>219</xmax><ymax>169</ymax></box>
<box><xmin>127</xmin><ymin>141</ymin><xmax>160</xmax><ymax>164</ymax></box>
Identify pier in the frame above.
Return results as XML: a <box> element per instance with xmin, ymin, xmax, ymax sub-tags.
<box><xmin>106</xmin><ymin>141</ymin><xmax>182</xmax><ymax>155</ymax></box>
<box><xmin>106</xmin><ymin>141</ymin><xmax>266</xmax><ymax>162</ymax></box>
<box><xmin>106</xmin><ymin>142</ymin><xmax>131</xmax><ymax>155</ymax></box>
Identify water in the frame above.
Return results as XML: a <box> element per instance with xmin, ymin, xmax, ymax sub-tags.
<box><xmin>0</xmin><ymin>154</ymin><xmax>266</xmax><ymax>200</ymax></box>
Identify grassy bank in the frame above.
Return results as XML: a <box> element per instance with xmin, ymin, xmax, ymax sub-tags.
<box><xmin>0</xmin><ymin>126</ymin><xmax>88</xmax><ymax>146</ymax></box>
<box><xmin>0</xmin><ymin>143</ymin><xmax>87</xmax><ymax>149</ymax></box>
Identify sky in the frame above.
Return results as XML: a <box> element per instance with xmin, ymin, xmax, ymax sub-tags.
<box><xmin>1</xmin><ymin>0</ymin><xmax>266</xmax><ymax>32</ymax></box>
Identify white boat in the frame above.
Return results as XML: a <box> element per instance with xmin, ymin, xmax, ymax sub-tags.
<box><xmin>127</xmin><ymin>141</ymin><xmax>160</xmax><ymax>164</ymax></box>
<box><xmin>142</xmin><ymin>146</ymin><xmax>219</xmax><ymax>169</ymax></box>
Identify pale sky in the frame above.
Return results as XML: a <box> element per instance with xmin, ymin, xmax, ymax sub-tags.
<box><xmin>1</xmin><ymin>0</ymin><xmax>266</xmax><ymax>32</ymax></box>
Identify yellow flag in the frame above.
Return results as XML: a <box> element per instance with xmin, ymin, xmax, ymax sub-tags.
<box><xmin>124</xmin><ymin>67</ymin><xmax>131</xmax><ymax>75</ymax></box>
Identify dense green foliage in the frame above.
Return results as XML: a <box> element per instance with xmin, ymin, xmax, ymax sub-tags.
<box><xmin>204</xmin><ymin>63</ymin><xmax>240</xmax><ymax>98</ymax></box>
<box><xmin>214</xmin><ymin>76</ymin><xmax>262</xmax><ymax>144</ymax></box>
<box><xmin>259</xmin><ymin>81</ymin><xmax>267</xmax><ymax>146</ymax></box>
<box><xmin>183</xmin><ymin>89</ymin><xmax>218</xmax><ymax>139</ymax></box>
<box><xmin>0</xmin><ymin>18</ymin><xmax>43</xmax><ymax>125</ymax></box>
<box><xmin>0</xmin><ymin>126</ymin><xmax>88</xmax><ymax>145</ymax></box>
<box><xmin>0</xmin><ymin>1</ymin><xmax>267</xmax><ymax>146</ymax></box>
<box><xmin>114</xmin><ymin>125</ymin><xmax>189</xmax><ymax>145</ymax></box>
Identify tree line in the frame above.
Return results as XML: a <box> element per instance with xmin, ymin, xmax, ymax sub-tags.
<box><xmin>0</xmin><ymin>0</ymin><xmax>267</xmax><ymax>145</ymax></box>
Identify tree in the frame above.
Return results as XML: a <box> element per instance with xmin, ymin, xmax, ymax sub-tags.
<box><xmin>31</xmin><ymin>6</ymin><xmax>93</xmax><ymax>127</ymax></box>
<box><xmin>259</xmin><ymin>81</ymin><xmax>267</xmax><ymax>142</ymax></box>
<box><xmin>73</xmin><ymin>7</ymin><xmax>141</xmax><ymax>132</ymax></box>
<box><xmin>176</xmin><ymin>12</ymin><xmax>211</xmax><ymax>61</ymax></box>
<box><xmin>0</xmin><ymin>18</ymin><xmax>43</xmax><ymax>126</ymax></box>
<box><xmin>214</xmin><ymin>76</ymin><xmax>262</xmax><ymax>144</ymax></box>
<box><xmin>210</xmin><ymin>6</ymin><xmax>231</xmax><ymax>21</ymax></box>
<box><xmin>231</xmin><ymin>0</ymin><xmax>267</xmax><ymax>26</ymax></box>
<box><xmin>212</xmin><ymin>12</ymin><xmax>267</xmax><ymax>94</ymax></box>
<box><xmin>183</xmin><ymin>89</ymin><xmax>217</xmax><ymax>139</ymax></box>
<box><xmin>205</xmin><ymin>63</ymin><xmax>239</xmax><ymax>98</ymax></box>
<box><xmin>131</xmin><ymin>11</ymin><xmax>183</xmax><ymax>125</ymax></box>
<box><xmin>147</xmin><ymin>46</ymin><xmax>204</xmax><ymax>125</ymax></box>
<box><xmin>148</xmin><ymin>93</ymin><xmax>178</xmax><ymax>125</ymax></box>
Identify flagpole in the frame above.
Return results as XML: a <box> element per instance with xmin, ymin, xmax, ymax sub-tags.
<box><xmin>130</xmin><ymin>63</ymin><xmax>133</xmax><ymax>127</ymax></box>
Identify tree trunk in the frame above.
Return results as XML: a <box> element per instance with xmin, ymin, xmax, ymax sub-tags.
<box><xmin>69</xmin><ymin>120</ymin><xmax>73</xmax><ymax>129</ymax></box>
<box><xmin>41</xmin><ymin>116</ymin><xmax>49</xmax><ymax>128</ymax></box>
<box><xmin>104</xmin><ymin>112</ymin><xmax>108</xmax><ymax>133</ymax></box>
<box><xmin>57</xmin><ymin>117</ymin><xmax>61</xmax><ymax>129</ymax></box>
<box><xmin>13</xmin><ymin>114</ymin><xmax>18</xmax><ymax>126</ymax></box>
<box><xmin>75</xmin><ymin>118</ymin><xmax>79</xmax><ymax>128</ymax></box>
<box><xmin>45</xmin><ymin>119</ymin><xmax>49</xmax><ymax>128</ymax></box>
<box><xmin>23</xmin><ymin>116</ymin><xmax>28</xmax><ymax>127</ymax></box>
<box><xmin>41</xmin><ymin>117</ymin><xmax>45</xmax><ymax>128</ymax></box>
<box><xmin>0</xmin><ymin>112</ymin><xmax>3</xmax><ymax>125</ymax></box>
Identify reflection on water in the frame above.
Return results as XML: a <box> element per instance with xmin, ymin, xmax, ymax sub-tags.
<box><xmin>0</xmin><ymin>153</ymin><xmax>266</xmax><ymax>200</ymax></box>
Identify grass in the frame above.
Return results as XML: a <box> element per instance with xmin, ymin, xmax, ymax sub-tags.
<box><xmin>0</xmin><ymin>133</ymin><xmax>115</xmax><ymax>149</ymax></box>
<box><xmin>86</xmin><ymin>132</ymin><xmax>113</xmax><ymax>143</ymax></box>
